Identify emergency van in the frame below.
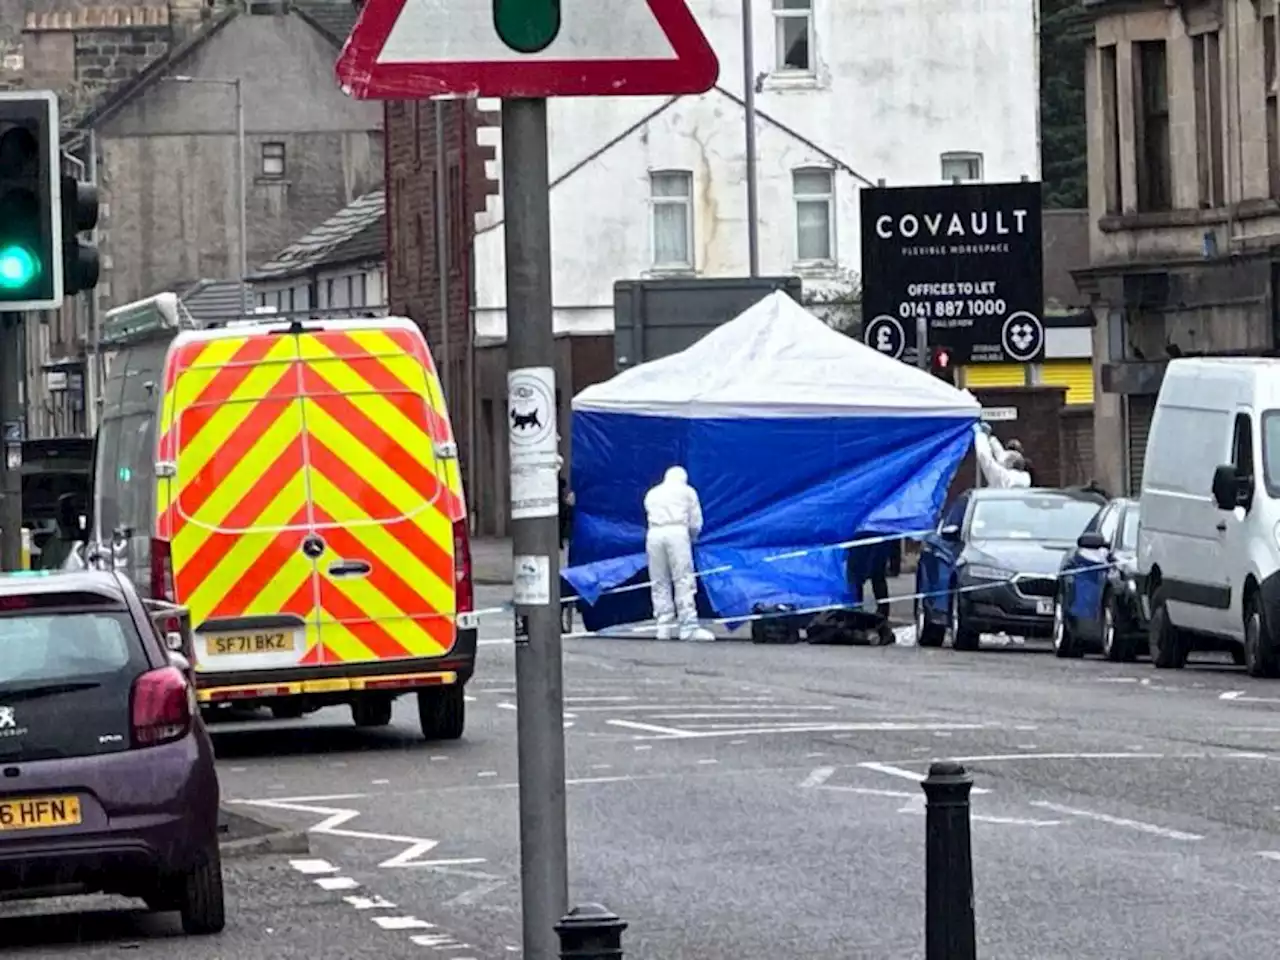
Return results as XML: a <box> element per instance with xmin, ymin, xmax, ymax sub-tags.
<box><xmin>91</xmin><ymin>294</ymin><xmax>477</xmax><ymax>739</ymax></box>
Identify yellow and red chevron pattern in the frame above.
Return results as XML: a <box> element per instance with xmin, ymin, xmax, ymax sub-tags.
<box><xmin>155</xmin><ymin>324</ymin><xmax>466</xmax><ymax>668</ymax></box>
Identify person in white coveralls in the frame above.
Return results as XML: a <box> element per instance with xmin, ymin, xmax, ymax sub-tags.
<box><xmin>973</xmin><ymin>423</ymin><xmax>1032</xmax><ymax>488</ymax></box>
<box><xmin>644</xmin><ymin>466</ymin><xmax>715</xmax><ymax>642</ymax></box>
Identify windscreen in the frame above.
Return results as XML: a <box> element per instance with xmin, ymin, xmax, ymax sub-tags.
<box><xmin>0</xmin><ymin>606</ymin><xmax>146</xmax><ymax>760</ymax></box>
<box><xmin>1118</xmin><ymin>509</ymin><xmax>1140</xmax><ymax>550</ymax></box>
<box><xmin>970</xmin><ymin>497</ymin><xmax>1102</xmax><ymax>543</ymax></box>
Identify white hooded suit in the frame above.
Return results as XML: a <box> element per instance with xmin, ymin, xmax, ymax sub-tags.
<box><xmin>643</xmin><ymin>467</ymin><xmax>713</xmax><ymax>641</ymax></box>
<box><xmin>973</xmin><ymin>425</ymin><xmax>1031</xmax><ymax>488</ymax></box>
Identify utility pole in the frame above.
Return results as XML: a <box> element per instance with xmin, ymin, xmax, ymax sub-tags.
<box><xmin>502</xmin><ymin>96</ymin><xmax>568</xmax><ymax>960</ymax></box>
<box><xmin>0</xmin><ymin>313</ymin><xmax>23</xmax><ymax>570</ymax></box>
<box><xmin>435</xmin><ymin>100</ymin><xmax>452</xmax><ymax>403</ymax></box>
<box><xmin>741</xmin><ymin>0</ymin><xmax>760</xmax><ymax>276</ymax></box>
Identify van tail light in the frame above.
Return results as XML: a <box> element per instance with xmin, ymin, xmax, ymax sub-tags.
<box><xmin>150</xmin><ymin>538</ymin><xmax>180</xmax><ymax>633</ymax></box>
<box><xmin>131</xmin><ymin>666</ymin><xmax>194</xmax><ymax>747</ymax></box>
<box><xmin>453</xmin><ymin>519</ymin><xmax>473</xmax><ymax>615</ymax></box>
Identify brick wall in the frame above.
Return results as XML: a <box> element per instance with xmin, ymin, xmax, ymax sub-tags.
<box><xmin>384</xmin><ymin>98</ymin><xmax>498</xmax><ymax>499</ymax></box>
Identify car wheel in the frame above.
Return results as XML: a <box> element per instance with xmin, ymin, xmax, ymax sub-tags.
<box><xmin>1101</xmin><ymin>593</ymin><xmax>1130</xmax><ymax>662</ymax></box>
<box><xmin>352</xmin><ymin>696</ymin><xmax>394</xmax><ymax>728</ymax></box>
<box><xmin>561</xmin><ymin>602</ymin><xmax>574</xmax><ymax>634</ymax></box>
<box><xmin>177</xmin><ymin>845</ymin><xmax>226</xmax><ymax>936</ymax></box>
<box><xmin>1243</xmin><ymin>591</ymin><xmax>1280</xmax><ymax>679</ymax></box>
<box><xmin>419</xmin><ymin>684</ymin><xmax>465</xmax><ymax>741</ymax></box>
<box><xmin>1148</xmin><ymin>585</ymin><xmax>1188</xmax><ymax>670</ymax></box>
<box><xmin>271</xmin><ymin>702</ymin><xmax>306</xmax><ymax>720</ymax></box>
<box><xmin>949</xmin><ymin>585</ymin><xmax>980</xmax><ymax>651</ymax></box>
<box><xmin>914</xmin><ymin>595</ymin><xmax>945</xmax><ymax>647</ymax></box>
<box><xmin>1052</xmin><ymin>591</ymin><xmax>1082</xmax><ymax>658</ymax></box>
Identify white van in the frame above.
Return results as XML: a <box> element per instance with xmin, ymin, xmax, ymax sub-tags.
<box><xmin>1138</xmin><ymin>357</ymin><xmax>1280</xmax><ymax>676</ymax></box>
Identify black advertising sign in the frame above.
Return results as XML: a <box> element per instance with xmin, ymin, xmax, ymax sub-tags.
<box><xmin>859</xmin><ymin>181</ymin><xmax>1044</xmax><ymax>364</ymax></box>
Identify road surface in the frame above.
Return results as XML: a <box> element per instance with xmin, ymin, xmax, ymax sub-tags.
<box><xmin>8</xmin><ymin>583</ymin><xmax>1280</xmax><ymax>958</ymax></box>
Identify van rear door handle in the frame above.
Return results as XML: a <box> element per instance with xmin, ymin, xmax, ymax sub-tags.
<box><xmin>328</xmin><ymin>559</ymin><xmax>372</xmax><ymax>578</ymax></box>
<box><xmin>1216</xmin><ymin>521</ymin><xmax>1228</xmax><ymax>532</ymax></box>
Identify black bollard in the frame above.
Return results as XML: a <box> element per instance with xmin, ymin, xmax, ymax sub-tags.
<box><xmin>555</xmin><ymin>903</ymin><xmax>627</xmax><ymax>959</ymax></box>
<box><xmin>921</xmin><ymin>760</ymin><xmax>976</xmax><ymax>960</ymax></box>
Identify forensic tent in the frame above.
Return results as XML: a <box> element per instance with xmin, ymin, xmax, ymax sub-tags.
<box><xmin>564</xmin><ymin>291</ymin><xmax>980</xmax><ymax>630</ymax></box>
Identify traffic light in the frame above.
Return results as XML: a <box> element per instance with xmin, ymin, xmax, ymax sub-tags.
<box><xmin>61</xmin><ymin>175</ymin><xmax>99</xmax><ymax>296</ymax></box>
<box><xmin>930</xmin><ymin>346</ymin><xmax>956</xmax><ymax>384</ymax></box>
<box><xmin>0</xmin><ymin>90</ymin><xmax>61</xmax><ymax>310</ymax></box>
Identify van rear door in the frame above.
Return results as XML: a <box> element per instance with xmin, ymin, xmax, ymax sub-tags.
<box><xmin>294</xmin><ymin>325</ymin><xmax>464</xmax><ymax>665</ymax></box>
<box><xmin>160</xmin><ymin>332</ymin><xmax>322</xmax><ymax>672</ymax></box>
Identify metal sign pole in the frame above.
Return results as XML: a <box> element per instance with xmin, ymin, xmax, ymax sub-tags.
<box><xmin>502</xmin><ymin>96</ymin><xmax>569</xmax><ymax>960</ymax></box>
<box><xmin>916</xmin><ymin>314</ymin><xmax>928</xmax><ymax>370</ymax></box>
<box><xmin>0</xmin><ymin>313</ymin><xmax>24</xmax><ymax>570</ymax></box>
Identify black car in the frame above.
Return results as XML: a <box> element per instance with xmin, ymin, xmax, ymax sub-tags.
<box><xmin>914</xmin><ymin>487</ymin><xmax>1107</xmax><ymax>649</ymax></box>
<box><xmin>1053</xmin><ymin>497</ymin><xmax>1152</xmax><ymax>661</ymax></box>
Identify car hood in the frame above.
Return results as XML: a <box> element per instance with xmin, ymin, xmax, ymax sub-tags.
<box><xmin>964</xmin><ymin>540</ymin><xmax>1072</xmax><ymax>576</ymax></box>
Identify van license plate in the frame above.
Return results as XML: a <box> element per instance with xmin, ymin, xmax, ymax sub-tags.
<box><xmin>0</xmin><ymin>796</ymin><xmax>82</xmax><ymax>831</ymax></box>
<box><xmin>1035</xmin><ymin>599</ymin><xmax>1054</xmax><ymax>616</ymax></box>
<box><xmin>205</xmin><ymin>632</ymin><xmax>293</xmax><ymax>656</ymax></box>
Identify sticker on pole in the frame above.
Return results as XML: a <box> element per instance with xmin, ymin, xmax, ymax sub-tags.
<box><xmin>508</xmin><ymin>366</ymin><xmax>559</xmax><ymax>520</ymax></box>
<box><xmin>334</xmin><ymin>0</ymin><xmax>720</xmax><ymax>100</ymax></box>
<box><xmin>513</xmin><ymin>554</ymin><xmax>551</xmax><ymax>606</ymax></box>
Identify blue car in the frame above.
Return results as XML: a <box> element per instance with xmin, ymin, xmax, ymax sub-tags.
<box><xmin>1053</xmin><ymin>498</ymin><xmax>1150</xmax><ymax>661</ymax></box>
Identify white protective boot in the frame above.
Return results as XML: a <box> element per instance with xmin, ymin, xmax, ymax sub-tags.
<box><xmin>680</xmin><ymin>625</ymin><xmax>716</xmax><ymax>642</ymax></box>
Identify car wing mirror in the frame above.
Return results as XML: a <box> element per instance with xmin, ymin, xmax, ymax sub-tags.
<box><xmin>939</xmin><ymin>523</ymin><xmax>962</xmax><ymax>541</ymax></box>
<box><xmin>1076</xmin><ymin>531</ymin><xmax>1107</xmax><ymax>550</ymax></box>
<box><xmin>1211</xmin><ymin>464</ymin><xmax>1240</xmax><ymax>511</ymax></box>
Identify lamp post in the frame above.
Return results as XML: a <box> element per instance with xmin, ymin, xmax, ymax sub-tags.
<box><xmin>167</xmin><ymin>75</ymin><xmax>247</xmax><ymax>311</ymax></box>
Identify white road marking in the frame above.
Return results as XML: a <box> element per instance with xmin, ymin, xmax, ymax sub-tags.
<box><xmin>375</xmin><ymin>916</ymin><xmax>434</xmax><ymax>930</ymax></box>
<box><xmin>799</xmin><ymin>766</ymin><xmax>836</xmax><ymax>789</ymax></box>
<box><xmin>315</xmin><ymin>876</ymin><xmax>360</xmax><ymax>891</ymax></box>
<box><xmin>606</xmin><ymin>718</ymin><xmax>697</xmax><ymax>738</ymax></box>
<box><xmin>463</xmin><ymin>695</ymin><xmax>477</xmax><ymax>702</ymax></box>
<box><xmin>896</xmin><ymin>794</ymin><xmax>1058</xmax><ymax>826</ymax></box>
<box><xmin>565</xmin><ymin>696</ymin><xmax>637</xmax><ymax>703</ymax></box>
<box><xmin>697</xmin><ymin>758</ymin><xmax>718</xmax><ymax>765</ymax></box>
<box><xmin>477</xmin><ymin>771</ymin><xmax>498</xmax><ymax>778</ymax></box>
<box><xmin>412</xmin><ymin>933</ymin><xmax>472</xmax><ymax>949</ymax></box>
<box><xmin>290</xmin><ymin>859</ymin><xmax>338</xmax><ymax>875</ymax></box>
<box><xmin>860</xmin><ymin>761</ymin><xmax>992</xmax><ymax>794</ymax></box>
<box><xmin>633</xmin><ymin>744</ymin><xmax>652</xmax><ymax>751</ymax></box>
<box><xmin>824</xmin><ymin>785</ymin><xmax>915</xmax><ymax>799</ymax></box>
<box><xmin>1228</xmin><ymin>751</ymin><xmax>1269</xmax><ymax>759</ymax></box>
<box><xmin>241</xmin><ymin>798</ymin><xmax>487</xmax><ymax>869</ymax></box>
<box><xmin>647</xmin><ymin>712</ymin><xmax>830</xmax><ymax>720</ymax></box>
<box><xmin>345</xmin><ymin>894</ymin><xmax>397</xmax><ymax>910</ymax></box>
<box><xmin>1095</xmin><ymin>677</ymin><xmax>1139</xmax><ymax>683</ymax></box>
<box><xmin>613</xmin><ymin>721</ymin><xmax>998</xmax><ymax>740</ymax></box>
<box><xmin>565</xmin><ymin>703</ymin><xmax>833</xmax><ymax>713</ymax></box>
<box><xmin>478</xmin><ymin>638</ymin><xmax>513</xmax><ymax>646</ymax></box>
<box><xmin>1029</xmin><ymin>801</ymin><xmax>1203</xmax><ymax>840</ymax></box>
<box><xmin>1256</xmin><ymin>851</ymin><xmax>1280</xmax><ymax>862</ymax></box>
<box><xmin>944</xmin><ymin>752</ymin><xmax>1169</xmax><ymax>763</ymax></box>
<box><xmin>372</xmin><ymin>779</ymin><xmax>390</xmax><ymax>785</ymax></box>
<box><xmin>497</xmin><ymin>701</ymin><xmax>518</xmax><ymax>712</ymax></box>
<box><xmin>1220</xmin><ymin>690</ymin><xmax>1280</xmax><ymax>704</ymax></box>
<box><xmin>430</xmin><ymin>756</ymin><xmax>448</xmax><ymax>761</ymax></box>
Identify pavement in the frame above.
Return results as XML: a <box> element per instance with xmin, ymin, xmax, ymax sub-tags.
<box><xmin>13</xmin><ymin>583</ymin><xmax>1280</xmax><ymax>957</ymax></box>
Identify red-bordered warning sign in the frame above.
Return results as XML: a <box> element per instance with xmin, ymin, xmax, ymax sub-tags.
<box><xmin>335</xmin><ymin>0</ymin><xmax>720</xmax><ymax>100</ymax></box>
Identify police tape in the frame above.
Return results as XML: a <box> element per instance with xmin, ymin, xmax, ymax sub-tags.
<box><xmin>463</xmin><ymin>558</ymin><xmax>1129</xmax><ymax>634</ymax></box>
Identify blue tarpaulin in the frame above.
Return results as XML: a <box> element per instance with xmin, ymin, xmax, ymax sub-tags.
<box><xmin>564</xmin><ymin>292</ymin><xmax>979</xmax><ymax>631</ymax></box>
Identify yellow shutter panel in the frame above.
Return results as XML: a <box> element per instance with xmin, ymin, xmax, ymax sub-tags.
<box><xmin>962</xmin><ymin>363</ymin><xmax>1026</xmax><ymax>389</ymax></box>
<box><xmin>1038</xmin><ymin>361</ymin><xmax>1095</xmax><ymax>405</ymax></box>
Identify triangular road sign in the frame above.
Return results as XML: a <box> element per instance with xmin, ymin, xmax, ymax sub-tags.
<box><xmin>336</xmin><ymin>0</ymin><xmax>720</xmax><ymax>100</ymax></box>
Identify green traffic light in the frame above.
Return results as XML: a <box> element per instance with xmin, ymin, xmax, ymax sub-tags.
<box><xmin>493</xmin><ymin>0</ymin><xmax>561</xmax><ymax>53</ymax></box>
<box><xmin>0</xmin><ymin>244</ymin><xmax>39</xmax><ymax>290</ymax></box>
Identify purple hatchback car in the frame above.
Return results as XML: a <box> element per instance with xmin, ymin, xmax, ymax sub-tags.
<box><xmin>0</xmin><ymin>570</ymin><xmax>223</xmax><ymax>934</ymax></box>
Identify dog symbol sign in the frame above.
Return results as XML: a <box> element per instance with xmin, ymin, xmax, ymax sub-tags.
<box><xmin>507</xmin><ymin>366</ymin><xmax>560</xmax><ymax>521</ymax></box>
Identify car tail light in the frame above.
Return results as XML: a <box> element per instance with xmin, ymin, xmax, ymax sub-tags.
<box><xmin>453</xmin><ymin>519</ymin><xmax>473</xmax><ymax>615</ymax></box>
<box><xmin>150</xmin><ymin>538</ymin><xmax>175</xmax><ymax>601</ymax></box>
<box><xmin>131</xmin><ymin>666</ymin><xmax>193</xmax><ymax>747</ymax></box>
<box><xmin>150</xmin><ymin>538</ymin><xmax>180</xmax><ymax>633</ymax></box>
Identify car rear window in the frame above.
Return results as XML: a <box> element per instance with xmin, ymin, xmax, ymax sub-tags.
<box><xmin>0</xmin><ymin>611</ymin><xmax>139</xmax><ymax>688</ymax></box>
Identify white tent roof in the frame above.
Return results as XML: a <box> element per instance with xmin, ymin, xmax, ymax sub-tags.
<box><xmin>573</xmin><ymin>292</ymin><xmax>981</xmax><ymax>419</ymax></box>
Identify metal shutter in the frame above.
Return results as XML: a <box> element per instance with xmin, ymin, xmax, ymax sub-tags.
<box><xmin>1037</xmin><ymin>361</ymin><xmax>1095</xmax><ymax>405</ymax></box>
<box><xmin>1126</xmin><ymin>395</ymin><xmax>1156</xmax><ymax>496</ymax></box>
